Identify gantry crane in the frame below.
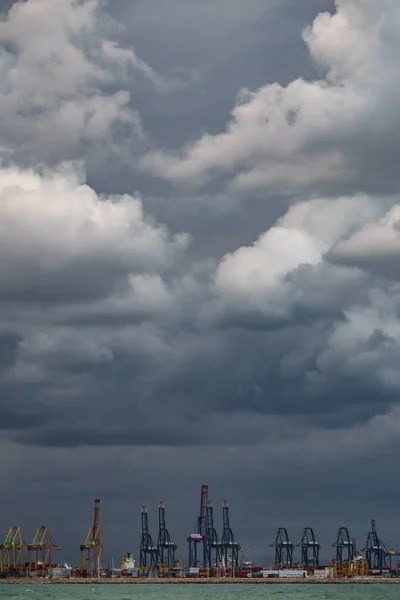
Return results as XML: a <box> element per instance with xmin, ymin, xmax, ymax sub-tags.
<box><xmin>188</xmin><ymin>485</ymin><xmax>209</xmax><ymax>568</ymax></box>
<box><xmin>30</xmin><ymin>526</ymin><xmax>61</xmax><ymax>575</ymax></box>
<box><xmin>298</xmin><ymin>527</ymin><xmax>320</xmax><ymax>568</ymax></box>
<box><xmin>270</xmin><ymin>528</ymin><xmax>294</xmax><ymax>568</ymax></box>
<box><xmin>220</xmin><ymin>501</ymin><xmax>240</xmax><ymax>571</ymax></box>
<box><xmin>139</xmin><ymin>506</ymin><xmax>158</xmax><ymax>568</ymax></box>
<box><xmin>0</xmin><ymin>526</ymin><xmax>27</xmax><ymax>575</ymax></box>
<box><xmin>363</xmin><ymin>519</ymin><xmax>397</xmax><ymax>571</ymax></box>
<box><xmin>333</xmin><ymin>527</ymin><xmax>354</xmax><ymax>563</ymax></box>
<box><xmin>157</xmin><ymin>501</ymin><xmax>177</xmax><ymax>567</ymax></box>
<box><xmin>80</xmin><ymin>499</ymin><xmax>103</xmax><ymax>576</ymax></box>
<box><xmin>206</xmin><ymin>501</ymin><xmax>222</xmax><ymax>567</ymax></box>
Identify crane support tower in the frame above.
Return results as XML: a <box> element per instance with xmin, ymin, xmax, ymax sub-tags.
<box><xmin>298</xmin><ymin>527</ymin><xmax>320</xmax><ymax>568</ymax></box>
<box><xmin>270</xmin><ymin>528</ymin><xmax>294</xmax><ymax>568</ymax></box>
<box><xmin>30</xmin><ymin>526</ymin><xmax>61</xmax><ymax>575</ymax></box>
<box><xmin>157</xmin><ymin>501</ymin><xmax>177</xmax><ymax>567</ymax></box>
<box><xmin>0</xmin><ymin>526</ymin><xmax>27</xmax><ymax>575</ymax></box>
<box><xmin>80</xmin><ymin>499</ymin><xmax>103</xmax><ymax>576</ymax></box>
<box><xmin>220</xmin><ymin>501</ymin><xmax>241</xmax><ymax>571</ymax></box>
<box><xmin>363</xmin><ymin>519</ymin><xmax>396</xmax><ymax>571</ymax></box>
<box><xmin>206</xmin><ymin>501</ymin><xmax>222</xmax><ymax>567</ymax></box>
<box><xmin>188</xmin><ymin>484</ymin><xmax>209</xmax><ymax>567</ymax></box>
<box><xmin>333</xmin><ymin>527</ymin><xmax>354</xmax><ymax>563</ymax></box>
<box><xmin>139</xmin><ymin>506</ymin><xmax>158</xmax><ymax>568</ymax></box>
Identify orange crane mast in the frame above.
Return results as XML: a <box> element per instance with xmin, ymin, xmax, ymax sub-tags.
<box><xmin>80</xmin><ymin>499</ymin><xmax>103</xmax><ymax>576</ymax></box>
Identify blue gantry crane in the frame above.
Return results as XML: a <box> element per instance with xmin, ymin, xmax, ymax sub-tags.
<box><xmin>363</xmin><ymin>519</ymin><xmax>397</xmax><ymax>571</ymax></box>
<box><xmin>139</xmin><ymin>506</ymin><xmax>158</xmax><ymax>568</ymax></box>
<box><xmin>220</xmin><ymin>501</ymin><xmax>240</xmax><ymax>570</ymax></box>
<box><xmin>157</xmin><ymin>501</ymin><xmax>177</xmax><ymax>567</ymax></box>
<box><xmin>206</xmin><ymin>500</ymin><xmax>222</xmax><ymax>567</ymax></box>
<box><xmin>298</xmin><ymin>527</ymin><xmax>320</xmax><ymax>568</ymax></box>
<box><xmin>333</xmin><ymin>527</ymin><xmax>354</xmax><ymax>563</ymax></box>
<box><xmin>271</xmin><ymin>527</ymin><xmax>294</xmax><ymax>568</ymax></box>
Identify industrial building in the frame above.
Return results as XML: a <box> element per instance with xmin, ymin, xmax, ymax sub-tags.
<box><xmin>0</xmin><ymin>487</ymin><xmax>399</xmax><ymax>580</ymax></box>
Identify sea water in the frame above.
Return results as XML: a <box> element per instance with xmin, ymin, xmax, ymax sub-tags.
<box><xmin>0</xmin><ymin>585</ymin><xmax>397</xmax><ymax>600</ymax></box>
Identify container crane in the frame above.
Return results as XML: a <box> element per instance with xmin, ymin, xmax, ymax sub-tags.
<box><xmin>30</xmin><ymin>526</ymin><xmax>61</xmax><ymax>576</ymax></box>
<box><xmin>298</xmin><ymin>527</ymin><xmax>320</xmax><ymax>568</ymax></box>
<box><xmin>333</xmin><ymin>527</ymin><xmax>354</xmax><ymax>563</ymax></box>
<box><xmin>80</xmin><ymin>499</ymin><xmax>103</xmax><ymax>576</ymax></box>
<box><xmin>363</xmin><ymin>519</ymin><xmax>397</xmax><ymax>571</ymax></box>
<box><xmin>157</xmin><ymin>501</ymin><xmax>177</xmax><ymax>567</ymax></box>
<box><xmin>206</xmin><ymin>501</ymin><xmax>222</xmax><ymax>567</ymax></box>
<box><xmin>139</xmin><ymin>506</ymin><xmax>158</xmax><ymax>568</ymax></box>
<box><xmin>0</xmin><ymin>526</ymin><xmax>27</xmax><ymax>575</ymax></box>
<box><xmin>220</xmin><ymin>501</ymin><xmax>240</xmax><ymax>572</ymax></box>
<box><xmin>270</xmin><ymin>527</ymin><xmax>294</xmax><ymax>568</ymax></box>
<box><xmin>188</xmin><ymin>485</ymin><xmax>209</xmax><ymax>568</ymax></box>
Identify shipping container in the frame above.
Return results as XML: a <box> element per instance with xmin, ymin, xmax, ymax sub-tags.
<box><xmin>313</xmin><ymin>569</ymin><xmax>328</xmax><ymax>578</ymax></box>
<box><xmin>279</xmin><ymin>570</ymin><xmax>307</xmax><ymax>579</ymax></box>
<box><xmin>262</xmin><ymin>570</ymin><xmax>279</xmax><ymax>578</ymax></box>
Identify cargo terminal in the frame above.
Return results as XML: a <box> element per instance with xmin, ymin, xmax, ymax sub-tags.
<box><xmin>0</xmin><ymin>485</ymin><xmax>398</xmax><ymax>580</ymax></box>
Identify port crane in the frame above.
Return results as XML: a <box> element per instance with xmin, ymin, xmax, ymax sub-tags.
<box><xmin>139</xmin><ymin>506</ymin><xmax>158</xmax><ymax>568</ymax></box>
<box><xmin>157</xmin><ymin>501</ymin><xmax>177</xmax><ymax>567</ymax></box>
<box><xmin>206</xmin><ymin>501</ymin><xmax>222</xmax><ymax>567</ymax></box>
<box><xmin>80</xmin><ymin>499</ymin><xmax>103</xmax><ymax>576</ymax></box>
<box><xmin>333</xmin><ymin>527</ymin><xmax>354</xmax><ymax>563</ymax></box>
<box><xmin>298</xmin><ymin>527</ymin><xmax>320</xmax><ymax>568</ymax></box>
<box><xmin>220</xmin><ymin>501</ymin><xmax>240</xmax><ymax>570</ymax></box>
<box><xmin>188</xmin><ymin>485</ymin><xmax>209</xmax><ymax>567</ymax></box>
<box><xmin>0</xmin><ymin>526</ymin><xmax>27</xmax><ymax>575</ymax></box>
<box><xmin>30</xmin><ymin>526</ymin><xmax>60</xmax><ymax>574</ymax></box>
<box><xmin>363</xmin><ymin>519</ymin><xmax>397</xmax><ymax>571</ymax></box>
<box><xmin>271</xmin><ymin>527</ymin><xmax>294</xmax><ymax>568</ymax></box>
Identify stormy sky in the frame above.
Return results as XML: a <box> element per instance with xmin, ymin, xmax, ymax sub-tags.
<box><xmin>1</xmin><ymin>0</ymin><xmax>400</xmax><ymax>566</ymax></box>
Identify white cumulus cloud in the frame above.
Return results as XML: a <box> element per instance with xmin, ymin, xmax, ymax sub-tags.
<box><xmin>328</xmin><ymin>204</ymin><xmax>400</xmax><ymax>279</ymax></box>
<box><xmin>0</xmin><ymin>164</ymin><xmax>189</xmax><ymax>299</ymax></box>
<box><xmin>207</xmin><ymin>194</ymin><xmax>379</xmax><ymax>322</ymax></box>
<box><xmin>139</xmin><ymin>0</ymin><xmax>400</xmax><ymax>194</ymax></box>
<box><xmin>0</xmin><ymin>0</ymin><xmax>168</xmax><ymax>165</ymax></box>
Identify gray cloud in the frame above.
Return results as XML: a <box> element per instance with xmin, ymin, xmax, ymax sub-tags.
<box><xmin>328</xmin><ymin>204</ymin><xmax>400</xmax><ymax>279</ymax></box>
<box><xmin>139</xmin><ymin>0</ymin><xmax>400</xmax><ymax>198</ymax></box>
<box><xmin>0</xmin><ymin>0</ymin><xmax>181</xmax><ymax>168</ymax></box>
<box><xmin>1</xmin><ymin>0</ymin><xmax>400</xmax><ymax>569</ymax></box>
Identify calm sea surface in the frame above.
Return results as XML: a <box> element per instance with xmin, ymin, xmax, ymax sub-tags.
<box><xmin>0</xmin><ymin>585</ymin><xmax>397</xmax><ymax>600</ymax></box>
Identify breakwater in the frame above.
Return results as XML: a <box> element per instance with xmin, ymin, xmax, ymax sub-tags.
<box><xmin>1</xmin><ymin>577</ymin><xmax>400</xmax><ymax>584</ymax></box>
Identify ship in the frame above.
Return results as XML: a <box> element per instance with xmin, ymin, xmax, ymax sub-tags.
<box><xmin>121</xmin><ymin>552</ymin><xmax>137</xmax><ymax>577</ymax></box>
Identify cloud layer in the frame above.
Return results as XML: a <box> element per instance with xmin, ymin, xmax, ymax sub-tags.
<box><xmin>0</xmin><ymin>0</ymin><xmax>171</xmax><ymax>166</ymax></box>
<box><xmin>140</xmin><ymin>0</ymin><xmax>400</xmax><ymax>195</ymax></box>
<box><xmin>1</xmin><ymin>0</ymin><xmax>400</xmax><ymax>565</ymax></box>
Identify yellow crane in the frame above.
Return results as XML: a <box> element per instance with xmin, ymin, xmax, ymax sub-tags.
<box><xmin>30</xmin><ymin>526</ymin><xmax>61</xmax><ymax>575</ymax></box>
<box><xmin>0</xmin><ymin>526</ymin><xmax>27</xmax><ymax>574</ymax></box>
<box><xmin>80</xmin><ymin>499</ymin><xmax>103</xmax><ymax>576</ymax></box>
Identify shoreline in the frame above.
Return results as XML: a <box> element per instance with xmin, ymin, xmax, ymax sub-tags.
<box><xmin>1</xmin><ymin>577</ymin><xmax>400</xmax><ymax>585</ymax></box>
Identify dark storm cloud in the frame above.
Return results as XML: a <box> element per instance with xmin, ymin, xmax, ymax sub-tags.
<box><xmin>0</xmin><ymin>397</ymin><xmax>45</xmax><ymax>431</ymax></box>
<box><xmin>1</xmin><ymin>0</ymin><xmax>400</xmax><ymax>568</ymax></box>
<box><xmin>21</xmin><ymin>427</ymin><xmax>197</xmax><ymax>448</ymax></box>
